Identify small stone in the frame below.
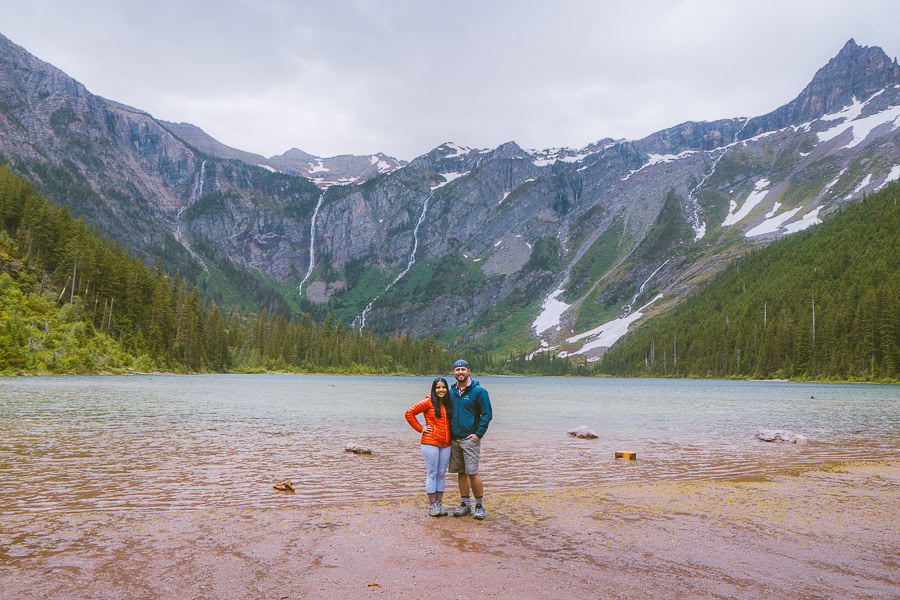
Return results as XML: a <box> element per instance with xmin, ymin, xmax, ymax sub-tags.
<box><xmin>345</xmin><ymin>443</ymin><xmax>373</xmax><ymax>454</ymax></box>
<box><xmin>567</xmin><ymin>426</ymin><xmax>598</xmax><ymax>439</ymax></box>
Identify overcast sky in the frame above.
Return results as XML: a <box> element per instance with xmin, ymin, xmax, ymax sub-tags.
<box><xmin>2</xmin><ymin>0</ymin><xmax>899</xmax><ymax>160</ymax></box>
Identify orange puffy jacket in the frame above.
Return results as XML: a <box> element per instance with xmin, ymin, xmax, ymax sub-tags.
<box><xmin>405</xmin><ymin>394</ymin><xmax>451</xmax><ymax>447</ymax></box>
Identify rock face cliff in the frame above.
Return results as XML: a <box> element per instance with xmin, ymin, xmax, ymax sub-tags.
<box><xmin>159</xmin><ymin>121</ymin><xmax>407</xmax><ymax>189</ymax></box>
<box><xmin>1</xmin><ymin>33</ymin><xmax>899</xmax><ymax>358</ymax></box>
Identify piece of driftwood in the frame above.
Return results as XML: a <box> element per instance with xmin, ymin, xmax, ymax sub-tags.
<box><xmin>273</xmin><ymin>480</ymin><xmax>295</xmax><ymax>492</ymax></box>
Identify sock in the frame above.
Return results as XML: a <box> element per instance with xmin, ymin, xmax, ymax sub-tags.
<box><xmin>475</xmin><ymin>496</ymin><xmax>483</xmax><ymax>507</ymax></box>
<box><xmin>460</xmin><ymin>496</ymin><xmax>471</xmax><ymax>506</ymax></box>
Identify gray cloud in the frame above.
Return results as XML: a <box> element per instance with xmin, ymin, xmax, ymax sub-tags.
<box><xmin>2</xmin><ymin>0</ymin><xmax>899</xmax><ymax>160</ymax></box>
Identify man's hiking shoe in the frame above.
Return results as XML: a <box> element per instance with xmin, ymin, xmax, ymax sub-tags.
<box><xmin>429</xmin><ymin>502</ymin><xmax>443</xmax><ymax>517</ymax></box>
<box><xmin>452</xmin><ymin>503</ymin><xmax>471</xmax><ymax>517</ymax></box>
<box><xmin>473</xmin><ymin>504</ymin><xmax>486</xmax><ymax>520</ymax></box>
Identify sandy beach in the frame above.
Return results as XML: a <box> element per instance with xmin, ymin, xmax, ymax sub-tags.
<box><xmin>2</xmin><ymin>460</ymin><xmax>898</xmax><ymax>599</ymax></box>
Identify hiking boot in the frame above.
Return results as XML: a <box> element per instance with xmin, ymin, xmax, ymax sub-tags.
<box><xmin>435</xmin><ymin>502</ymin><xmax>448</xmax><ymax>516</ymax></box>
<box><xmin>452</xmin><ymin>503</ymin><xmax>472</xmax><ymax>517</ymax></box>
<box><xmin>473</xmin><ymin>504</ymin><xmax>486</xmax><ymax>520</ymax></box>
<box><xmin>429</xmin><ymin>502</ymin><xmax>442</xmax><ymax>517</ymax></box>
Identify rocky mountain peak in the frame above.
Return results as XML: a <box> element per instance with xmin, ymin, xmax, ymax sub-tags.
<box><xmin>745</xmin><ymin>39</ymin><xmax>900</xmax><ymax>138</ymax></box>
<box><xmin>493</xmin><ymin>141</ymin><xmax>530</xmax><ymax>160</ymax></box>
<box><xmin>806</xmin><ymin>38</ymin><xmax>899</xmax><ymax>98</ymax></box>
<box><xmin>279</xmin><ymin>147</ymin><xmax>318</xmax><ymax>161</ymax></box>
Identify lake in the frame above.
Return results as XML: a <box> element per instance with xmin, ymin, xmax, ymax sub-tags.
<box><xmin>1</xmin><ymin>375</ymin><xmax>898</xmax><ymax>513</ymax></box>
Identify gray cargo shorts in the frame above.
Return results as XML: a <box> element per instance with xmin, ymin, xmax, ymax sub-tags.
<box><xmin>449</xmin><ymin>436</ymin><xmax>481</xmax><ymax>475</ymax></box>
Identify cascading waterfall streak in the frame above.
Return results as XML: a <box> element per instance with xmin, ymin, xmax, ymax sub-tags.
<box><xmin>354</xmin><ymin>193</ymin><xmax>434</xmax><ymax>330</ymax></box>
<box><xmin>298</xmin><ymin>193</ymin><xmax>325</xmax><ymax>298</ymax></box>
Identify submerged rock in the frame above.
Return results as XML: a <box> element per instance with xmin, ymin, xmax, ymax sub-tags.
<box><xmin>345</xmin><ymin>443</ymin><xmax>373</xmax><ymax>455</ymax></box>
<box><xmin>755</xmin><ymin>429</ymin><xmax>808</xmax><ymax>444</ymax></box>
<box><xmin>567</xmin><ymin>426</ymin><xmax>599</xmax><ymax>439</ymax></box>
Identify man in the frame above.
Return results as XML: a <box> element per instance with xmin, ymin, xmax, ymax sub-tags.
<box><xmin>448</xmin><ymin>359</ymin><xmax>492</xmax><ymax>520</ymax></box>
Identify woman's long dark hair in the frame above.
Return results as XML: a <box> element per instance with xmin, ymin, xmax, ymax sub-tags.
<box><xmin>430</xmin><ymin>377</ymin><xmax>452</xmax><ymax>419</ymax></box>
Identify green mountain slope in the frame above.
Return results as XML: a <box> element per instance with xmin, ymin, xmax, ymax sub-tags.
<box><xmin>599</xmin><ymin>184</ymin><xmax>900</xmax><ymax>382</ymax></box>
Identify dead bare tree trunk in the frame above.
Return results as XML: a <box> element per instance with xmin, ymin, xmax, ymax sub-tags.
<box><xmin>70</xmin><ymin>246</ymin><xmax>78</xmax><ymax>304</ymax></box>
<box><xmin>57</xmin><ymin>276</ymin><xmax>71</xmax><ymax>303</ymax></box>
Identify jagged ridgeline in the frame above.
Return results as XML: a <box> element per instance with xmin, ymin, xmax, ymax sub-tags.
<box><xmin>0</xmin><ymin>166</ymin><xmax>458</xmax><ymax>374</ymax></box>
<box><xmin>599</xmin><ymin>183</ymin><xmax>900</xmax><ymax>382</ymax></box>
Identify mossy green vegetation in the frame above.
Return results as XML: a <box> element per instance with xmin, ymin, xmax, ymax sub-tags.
<box><xmin>564</xmin><ymin>218</ymin><xmax>623</xmax><ymax>302</ymax></box>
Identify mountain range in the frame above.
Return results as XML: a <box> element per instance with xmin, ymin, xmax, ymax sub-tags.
<box><xmin>1</xmin><ymin>32</ymin><xmax>898</xmax><ymax>359</ymax></box>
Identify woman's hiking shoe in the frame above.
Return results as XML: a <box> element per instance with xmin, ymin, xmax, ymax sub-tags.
<box><xmin>452</xmin><ymin>503</ymin><xmax>472</xmax><ymax>517</ymax></box>
<box><xmin>473</xmin><ymin>504</ymin><xmax>486</xmax><ymax>520</ymax></box>
<box><xmin>435</xmin><ymin>502</ymin><xmax>448</xmax><ymax>516</ymax></box>
<box><xmin>429</xmin><ymin>502</ymin><xmax>443</xmax><ymax>517</ymax></box>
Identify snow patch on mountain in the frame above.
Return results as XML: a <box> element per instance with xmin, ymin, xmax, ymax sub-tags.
<box><xmin>620</xmin><ymin>151</ymin><xmax>697</xmax><ymax>182</ymax></box>
<box><xmin>528</xmin><ymin>147</ymin><xmax>593</xmax><ymax>167</ymax></box>
<box><xmin>745</xmin><ymin>207</ymin><xmax>802</xmax><ymax>237</ymax></box>
<box><xmin>258</xmin><ymin>164</ymin><xmax>279</xmax><ymax>173</ymax></box>
<box><xmin>782</xmin><ymin>207</ymin><xmax>822</xmax><ymax>234</ymax></box>
<box><xmin>442</xmin><ymin>143</ymin><xmax>472</xmax><ymax>158</ymax></box>
<box><xmin>723</xmin><ymin>178</ymin><xmax>771</xmax><ymax>226</ymax></box>
<box><xmin>526</xmin><ymin>340</ymin><xmax>556</xmax><ymax>360</ymax></box>
<box><xmin>308</xmin><ymin>159</ymin><xmax>329</xmax><ymax>173</ymax></box>
<box><xmin>369</xmin><ymin>155</ymin><xmax>394</xmax><ymax>172</ymax></box>
<box><xmin>823</xmin><ymin>168</ymin><xmax>847</xmax><ymax>195</ymax></box>
<box><xmin>854</xmin><ymin>174</ymin><xmax>873</xmax><ymax>193</ymax></box>
<box><xmin>533</xmin><ymin>289</ymin><xmax>570</xmax><ymax>334</ymax></box>
<box><xmin>820</xmin><ymin>95</ymin><xmax>867</xmax><ymax>123</ymax></box>
<box><xmin>430</xmin><ymin>171</ymin><xmax>469</xmax><ymax>190</ymax></box>
<box><xmin>566</xmin><ymin>294</ymin><xmax>664</xmax><ymax>359</ymax></box>
<box><xmin>875</xmin><ymin>165</ymin><xmax>900</xmax><ymax>191</ymax></box>
<box><xmin>817</xmin><ymin>93</ymin><xmax>900</xmax><ymax>149</ymax></box>
<box><xmin>764</xmin><ymin>202</ymin><xmax>782</xmax><ymax>218</ymax></box>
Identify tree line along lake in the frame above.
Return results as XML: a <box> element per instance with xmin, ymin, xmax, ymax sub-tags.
<box><xmin>1</xmin><ymin>374</ymin><xmax>897</xmax><ymax>513</ymax></box>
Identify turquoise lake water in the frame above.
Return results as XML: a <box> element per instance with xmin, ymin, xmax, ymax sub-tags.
<box><xmin>1</xmin><ymin>375</ymin><xmax>897</xmax><ymax>512</ymax></box>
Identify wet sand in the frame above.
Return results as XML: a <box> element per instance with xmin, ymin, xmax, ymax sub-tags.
<box><xmin>2</xmin><ymin>461</ymin><xmax>898</xmax><ymax>599</ymax></box>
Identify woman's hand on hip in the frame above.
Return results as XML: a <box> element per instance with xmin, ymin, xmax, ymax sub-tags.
<box><xmin>423</xmin><ymin>424</ymin><xmax>433</xmax><ymax>433</ymax></box>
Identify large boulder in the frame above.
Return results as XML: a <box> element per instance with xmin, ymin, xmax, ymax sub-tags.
<box><xmin>755</xmin><ymin>429</ymin><xmax>808</xmax><ymax>444</ymax></box>
<box><xmin>567</xmin><ymin>426</ymin><xmax>599</xmax><ymax>439</ymax></box>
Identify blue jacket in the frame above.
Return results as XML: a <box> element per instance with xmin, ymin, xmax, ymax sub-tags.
<box><xmin>449</xmin><ymin>379</ymin><xmax>492</xmax><ymax>439</ymax></box>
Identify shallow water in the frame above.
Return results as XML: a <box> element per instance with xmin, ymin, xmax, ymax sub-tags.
<box><xmin>1</xmin><ymin>375</ymin><xmax>897</xmax><ymax>513</ymax></box>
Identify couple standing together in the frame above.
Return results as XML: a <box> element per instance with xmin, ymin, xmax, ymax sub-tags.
<box><xmin>405</xmin><ymin>359</ymin><xmax>492</xmax><ymax>520</ymax></box>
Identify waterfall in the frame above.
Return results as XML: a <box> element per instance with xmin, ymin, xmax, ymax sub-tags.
<box><xmin>175</xmin><ymin>160</ymin><xmax>210</xmax><ymax>280</ymax></box>
<box><xmin>687</xmin><ymin>118</ymin><xmax>750</xmax><ymax>240</ymax></box>
<box><xmin>192</xmin><ymin>159</ymin><xmax>207</xmax><ymax>204</ymax></box>
<box><xmin>620</xmin><ymin>259</ymin><xmax>670</xmax><ymax>318</ymax></box>
<box><xmin>297</xmin><ymin>193</ymin><xmax>325</xmax><ymax>298</ymax></box>
<box><xmin>176</xmin><ymin>160</ymin><xmax>207</xmax><ymax>246</ymax></box>
<box><xmin>354</xmin><ymin>193</ymin><xmax>434</xmax><ymax>330</ymax></box>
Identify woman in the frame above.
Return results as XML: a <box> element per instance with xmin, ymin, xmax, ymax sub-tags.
<box><xmin>405</xmin><ymin>377</ymin><xmax>453</xmax><ymax>517</ymax></box>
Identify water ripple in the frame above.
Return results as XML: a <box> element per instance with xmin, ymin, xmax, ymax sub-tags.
<box><xmin>1</xmin><ymin>375</ymin><xmax>897</xmax><ymax>513</ymax></box>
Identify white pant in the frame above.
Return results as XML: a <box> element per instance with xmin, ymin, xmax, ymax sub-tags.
<box><xmin>420</xmin><ymin>444</ymin><xmax>451</xmax><ymax>494</ymax></box>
